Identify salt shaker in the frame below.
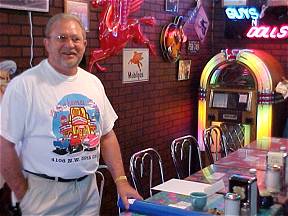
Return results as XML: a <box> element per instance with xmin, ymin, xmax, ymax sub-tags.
<box><xmin>266</xmin><ymin>165</ymin><xmax>281</xmax><ymax>193</ymax></box>
<box><xmin>224</xmin><ymin>192</ymin><xmax>241</xmax><ymax>216</ymax></box>
<box><xmin>249</xmin><ymin>168</ymin><xmax>257</xmax><ymax>176</ymax></box>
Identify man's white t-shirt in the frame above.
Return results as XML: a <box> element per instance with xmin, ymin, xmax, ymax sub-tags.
<box><xmin>0</xmin><ymin>60</ymin><xmax>118</xmax><ymax>179</ymax></box>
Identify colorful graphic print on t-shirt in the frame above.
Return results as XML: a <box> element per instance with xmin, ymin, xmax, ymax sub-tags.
<box><xmin>52</xmin><ymin>94</ymin><xmax>101</xmax><ymax>155</ymax></box>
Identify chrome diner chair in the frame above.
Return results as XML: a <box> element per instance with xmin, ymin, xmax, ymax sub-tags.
<box><xmin>203</xmin><ymin>125</ymin><xmax>228</xmax><ymax>165</ymax></box>
<box><xmin>129</xmin><ymin>148</ymin><xmax>165</xmax><ymax>198</ymax></box>
<box><xmin>96</xmin><ymin>164</ymin><xmax>121</xmax><ymax>215</ymax></box>
<box><xmin>96</xmin><ymin>164</ymin><xmax>108</xmax><ymax>208</ymax></box>
<box><xmin>220</xmin><ymin>122</ymin><xmax>245</xmax><ymax>152</ymax></box>
<box><xmin>171</xmin><ymin>135</ymin><xmax>203</xmax><ymax>179</ymax></box>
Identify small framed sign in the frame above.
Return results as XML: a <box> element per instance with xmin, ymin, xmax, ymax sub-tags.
<box><xmin>123</xmin><ymin>48</ymin><xmax>149</xmax><ymax>84</ymax></box>
<box><xmin>178</xmin><ymin>60</ymin><xmax>191</xmax><ymax>81</ymax></box>
<box><xmin>194</xmin><ymin>6</ymin><xmax>209</xmax><ymax>42</ymax></box>
<box><xmin>187</xmin><ymin>40</ymin><xmax>200</xmax><ymax>54</ymax></box>
<box><xmin>165</xmin><ymin>0</ymin><xmax>179</xmax><ymax>13</ymax></box>
<box><xmin>64</xmin><ymin>0</ymin><xmax>89</xmax><ymax>32</ymax></box>
<box><xmin>0</xmin><ymin>0</ymin><xmax>49</xmax><ymax>12</ymax></box>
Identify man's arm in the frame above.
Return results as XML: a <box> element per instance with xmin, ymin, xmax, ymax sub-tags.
<box><xmin>0</xmin><ymin>136</ymin><xmax>28</xmax><ymax>200</ymax></box>
<box><xmin>100</xmin><ymin>130</ymin><xmax>142</xmax><ymax>209</ymax></box>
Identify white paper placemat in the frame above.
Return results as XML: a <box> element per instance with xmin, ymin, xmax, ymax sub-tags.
<box><xmin>152</xmin><ymin>178</ymin><xmax>225</xmax><ymax>196</ymax></box>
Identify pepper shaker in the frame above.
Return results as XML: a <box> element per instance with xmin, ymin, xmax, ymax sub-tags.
<box><xmin>266</xmin><ymin>165</ymin><xmax>281</xmax><ymax>193</ymax></box>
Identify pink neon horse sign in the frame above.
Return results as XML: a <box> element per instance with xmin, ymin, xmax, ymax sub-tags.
<box><xmin>88</xmin><ymin>0</ymin><xmax>156</xmax><ymax>72</ymax></box>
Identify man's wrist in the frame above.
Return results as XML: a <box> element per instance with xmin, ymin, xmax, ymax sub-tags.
<box><xmin>114</xmin><ymin>175</ymin><xmax>127</xmax><ymax>184</ymax></box>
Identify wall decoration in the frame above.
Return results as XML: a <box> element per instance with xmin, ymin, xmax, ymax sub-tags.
<box><xmin>224</xmin><ymin>2</ymin><xmax>288</xmax><ymax>39</ymax></box>
<box><xmin>88</xmin><ymin>0</ymin><xmax>156</xmax><ymax>73</ymax></box>
<box><xmin>64</xmin><ymin>0</ymin><xmax>89</xmax><ymax>32</ymax></box>
<box><xmin>165</xmin><ymin>0</ymin><xmax>179</xmax><ymax>13</ymax></box>
<box><xmin>187</xmin><ymin>40</ymin><xmax>200</xmax><ymax>54</ymax></box>
<box><xmin>178</xmin><ymin>60</ymin><xmax>191</xmax><ymax>81</ymax></box>
<box><xmin>246</xmin><ymin>25</ymin><xmax>288</xmax><ymax>39</ymax></box>
<box><xmin>160</xmin><ymin>16</ymin><xmax>187</xmax><ymax>63</ymax></box>
<box><xmin>225</xmin><ymin>7</ymin><xmax>260</xmax><ymax>20</ymax></box>
<box><xmin>194</xmin><ymin>5</ymin><xmax>209</xmax><ymax>42</ymax></box>
<box><xmin>123</xmin><ymin>48</ymin><xmax>149</xmax><ymax>84</ymax></box>
<box><xmin>0</xmin><ymin>0</ymin><xmax>49</xmax><ymax>12</ymax></box>
<box><xmin>160</xmin><ymin>1</ymin><xmax>201</xmax><ymax>63</ymax></box>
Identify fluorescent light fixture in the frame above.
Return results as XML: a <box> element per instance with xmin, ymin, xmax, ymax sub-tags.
<box><xmin>222</xmin><ymin>0</ymin><xmax>247</xmax><ymax>7</ymax></box>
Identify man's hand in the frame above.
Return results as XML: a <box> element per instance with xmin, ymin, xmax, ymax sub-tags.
<box><xmin>116</xmin><ymin>180</ymin><xmax>143</xmax><ymax>210</ymax></box>
<box><xmin>100</xmin><ymin>131</ymin><xmax>142</xmax><ymax>209</ymax></box>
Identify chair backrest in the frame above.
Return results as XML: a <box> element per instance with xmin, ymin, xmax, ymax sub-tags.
<box><xmin>220</xmin><ymin>122</ymin><xmax>245</xmax><ymax>152</ymax></box>
<box><xmin>171</xmin><ymin>135</ymin><xmax>203</xmax><ymax>179</ymax></box>
<box><xmin>96</xmin><ymin>165</ymin><xmax>120</xmax><ymax>215</ymax></box>
<box><xmin>129</xmin><ymin>148</ymin><xmax>164</xmax><ymax>198</ymax></box>
<box><xmin>96</xmin><ymin>164</ymin><xmax>108</xmax><ymax>208</ymax></box>
<box><xmin>203</xmin><ymin>125</ymin><xmax>228</xmax><ymax>165</ymax></box>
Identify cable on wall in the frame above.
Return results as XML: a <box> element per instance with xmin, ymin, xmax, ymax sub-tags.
<box><xmin>28</xmin><ymin>11</ymin><xmax>34</xmax><ymax>68</ymax></box>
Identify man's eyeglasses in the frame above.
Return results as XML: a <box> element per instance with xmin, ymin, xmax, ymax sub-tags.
<box><xmin>47</xmin><ymin>35</ymin><xmax>84</xmax><ymax>44</ymax></box>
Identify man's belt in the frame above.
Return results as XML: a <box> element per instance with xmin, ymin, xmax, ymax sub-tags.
<box><xmin>24</xmin><ymin>170</ymin><xmax>88</xmax><ymax>182</ymax></box>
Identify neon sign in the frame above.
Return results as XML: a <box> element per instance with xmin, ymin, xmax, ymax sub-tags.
<box><xmin>223</xmin><ymin>49</ymin><xmax>253</xmax><ymax>60</ymax></box>
<box><xmin>246</xmin><ymin>25</ymin><xmax>288</xmax><ymax>39</ymax></box>
<box><xmin>225</xmin><ymin>7</ymin><xmax>259</xmax><ymax>20</ymax></box>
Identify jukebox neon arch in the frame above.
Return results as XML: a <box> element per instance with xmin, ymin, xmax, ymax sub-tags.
<box><xmin>198</xmin><ymin>49</ymin><xmax>285</xmax><ymax>149</ymax></box>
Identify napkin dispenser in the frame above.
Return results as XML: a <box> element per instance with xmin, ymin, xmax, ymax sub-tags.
<box><xmin>266</xmin><ymin>151</ymin><xmax>288</xmax><ymax>186</ymax></box>
<box><xmin>229</xmin><ymin>174</ymin><xmax>258</xmax><ymax>216</ymax></box>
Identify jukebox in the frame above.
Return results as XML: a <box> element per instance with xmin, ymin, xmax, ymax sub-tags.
<box><xmin>198</xmin><ymin>49</ymin><xmax>285</xmax><ymax>148</ymax></box>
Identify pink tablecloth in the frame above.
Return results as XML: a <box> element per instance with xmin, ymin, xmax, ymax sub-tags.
<box><xmin>245</xmin><ymin>137</ymin><xmax>288</xmax><ymax>152</ymax></box>
<box><xmin>215</xmin><ymin>148</ymin><xmax>267</xmax><ymax>170</ymax></box>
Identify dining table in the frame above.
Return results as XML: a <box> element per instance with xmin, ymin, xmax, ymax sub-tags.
<box><xmin>214</xmin><ymin>148</ymin><xmax>267</xmax><ymax>170</ymax></box>
<box><xmin>120</xmin><ymin>191</ymin><xmax>283</xmax><ymax>216</ymax></box>
<box><xmin>243</xmin><ymin>137</ymin><xmax>288</xmax><ymax>152</ymax></box>
<box><xmin>120</xmin><ymin>137</ymin><xmax>288</xmax><ymax>216</ymax></box>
